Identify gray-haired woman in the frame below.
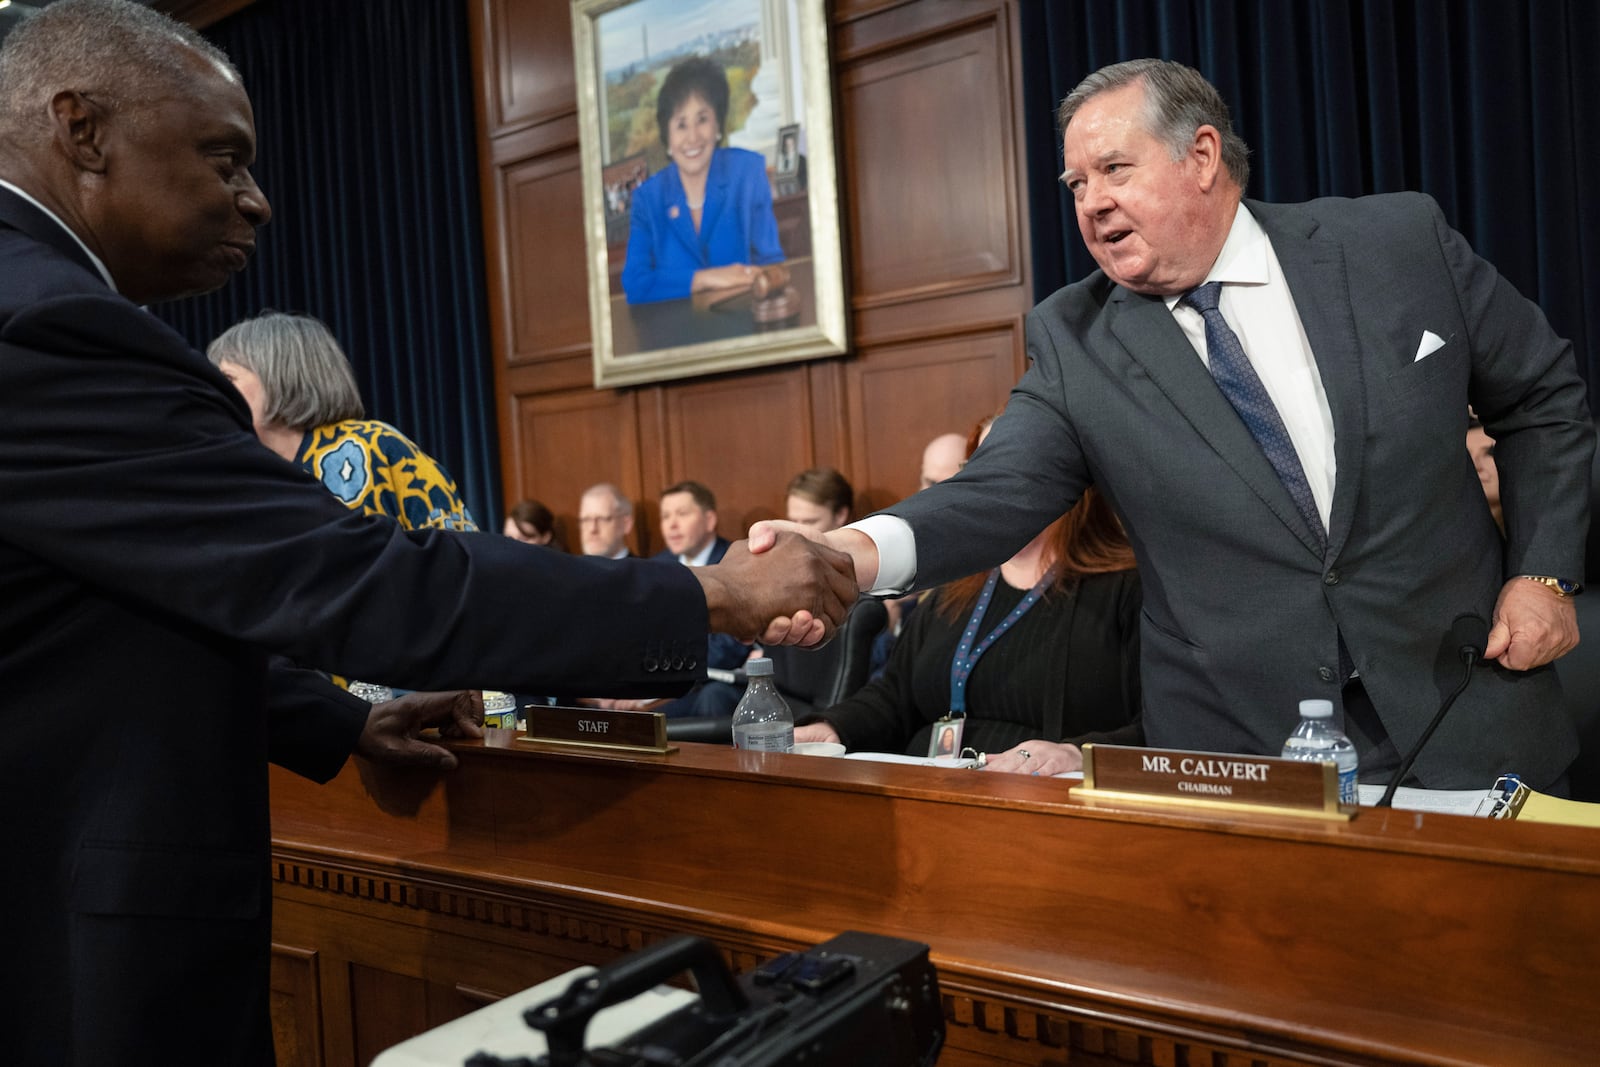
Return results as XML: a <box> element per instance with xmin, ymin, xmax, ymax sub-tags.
<box><xmin>208</xmin><ymin>311</ymin><xmax>476</xmax><ymax>531</ymax></box>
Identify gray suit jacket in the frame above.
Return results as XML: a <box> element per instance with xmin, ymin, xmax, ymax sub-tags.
<box><xmin>888</xmin><ymin>193</ymin><xmax>1591</xmax><ymax>789</ymax></box>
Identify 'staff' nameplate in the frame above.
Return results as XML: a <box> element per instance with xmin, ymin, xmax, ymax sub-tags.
<box><xmin>1078</xmin><ymin>744</ymin><xmax>1350</xmax><ymax>820</ymax></box>
<box><xmin>520</xmin><ymin>705</ymin><xmax>674</xmax><ymax>754</ymax></box>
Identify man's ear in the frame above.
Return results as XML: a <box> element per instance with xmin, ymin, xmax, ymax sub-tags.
<box><xmin>706</xmin><ymin>509</ymin><xmax>719</xmax><ymax>534</ymax></box>
<box><xmin>50</xmin><ymin>90</ymin><xmax>111</xmax><ymax>174</ymax></box>
<box><xmin>1190</xmin><ymin>123</ymin><xmax>1223</xmax><ymax>193</ymax></box>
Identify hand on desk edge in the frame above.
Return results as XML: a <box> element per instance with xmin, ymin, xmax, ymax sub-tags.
<box><xmin>356</xmin><ymin>689</ymin><xmax>484</xmax><ymax>771</ymax></box>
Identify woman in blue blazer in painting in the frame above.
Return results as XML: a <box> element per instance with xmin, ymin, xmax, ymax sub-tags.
<box><xmin>621</xmin><ymin>56</ymin><xmax>784</xmax><ymax>304</ymax></box>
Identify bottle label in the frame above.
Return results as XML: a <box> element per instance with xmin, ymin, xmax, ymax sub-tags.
<box><xmin>1338</xmin><ymin>767</ymin><xmax>1358</xmax><ymax>806</ymax></box>
<box><xmin>732</xmin><ymin>722</ymin><xmax>794</xmax><ymax>752</ymax></box>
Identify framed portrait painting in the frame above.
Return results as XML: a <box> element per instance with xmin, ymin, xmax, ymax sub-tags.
<box><xmin>572</xmin><ymin>0</ymin><xmax>848</xmax><ymax>388</ymax></box>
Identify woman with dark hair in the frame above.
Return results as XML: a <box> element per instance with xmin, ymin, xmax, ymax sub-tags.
<box><xmin>793</xmin><ymin>416</ymin><xmax>1142</xmax><ymax>775</ymax></box>
<box><xmin>620</xmin><ymin>55</ymin><xmax>784</xmax><ymax>304</ymax></box>
<box><xmin>503</xmin><ymin>499</ymin><xmax>563</xmax><ymax>549</ymax></box>
<box><xmin>208</xmin><ymin>311</ymin><xmax>476</xmax><ymax>532</ymax></box>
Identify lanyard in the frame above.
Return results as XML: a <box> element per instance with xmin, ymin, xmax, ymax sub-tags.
<box><xmin>948</xmin><ymin>565</ymin><xmax>1055</xmax><ymax>716</ymax></box>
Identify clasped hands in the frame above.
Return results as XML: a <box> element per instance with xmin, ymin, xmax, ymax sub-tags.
<box><xmin>796</xmin><ymin>722</ymin><xmax>1084</xmax><ymax>777</ymax></box>
<box><xmin>693</xmin><ymin>525</ymin><xmax>862</xmax><ymax>648</ymax></box>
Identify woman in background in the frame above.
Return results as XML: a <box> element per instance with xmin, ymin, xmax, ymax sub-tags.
<box><xmin>794</xmin><ymin>416</ymin><xmax>1142</xmax><ymax>776</ymax></box>
<box><xmin>208</xmin><ymin>311</ymin><xmax>476</xmax><ymax>532</ymax></box>
<box><xmin>784</xmin><ymin>466</ymin><xmax>853</xmax><ymax>533</ymax></box>
<box><xmin>621</xmin><ymin>56</ymin><xmax>784</xmax><ymax>304</ymax></box>
<box><xmin>503</xmin><ymin>499</ymin><xmax>562</xmax><ymax>548</ymax></box>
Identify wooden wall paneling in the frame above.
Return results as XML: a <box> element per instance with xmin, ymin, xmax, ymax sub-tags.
<box><xmin>502</xmin><ymin>150</ymin><xmax>592</xmax><ymax>366</ymax></box>
<box><xmin>268</xmin><ymin>944</ymin><xmax>324</xmax><ymax>1067</ymax></box>
<box><xmin>480</xmin><ymin>0</ymin><xmax>577</xmax><ymax>136</ymax></box>
<box><xmin>656</xmin><ymin>367</ymin><xmax>819</xmax><ymax>540</ymax></box>
<box><xmin>633</xmin><ymin>387</ymin><xmax>668</xmax><ymax>556</ymax></box>
<box><xmin>502</xmin><ymin>352</ymin><xmax>595</xmax><ymax>398</ymax></box>
<box><xmin>849</xmin><ymin>283</ymin><xmax>1031</xmax><ymax>350</ymax></box>
<box><xmin>830</xmin><ymin>0</ymin><xmax>910</xmax><ymax>23</ymax></box>
<box><xmin>844</xmin><ymin>326</ymin><xmax>1022</xmax><ymax>512</ymax></box>
<box><xmin>838</xmin><ymin>6</ymin><xmax>1022</xmax><ymax>308</ymax></box>
<box><xmin>504</xmin><ymin>388</ymin><xmax>642</xmax><ymax>551</ymax></box>
<box><xmin>471</xmin><ymin>0</ymin><xmax>1037</xmax><ymax>541</ymax></box>
<box><xmin>804</xmin><ymin>358</ymin><xmax>849</xmax><ymax>477</ymax></box>
<box><xmin>348</xmin><ymin>964</ymin><xmax>428</xmax><ymax>1066</ymax></box>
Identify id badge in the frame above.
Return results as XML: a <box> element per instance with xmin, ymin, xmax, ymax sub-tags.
<box><xmin>928</xmin><ymin>714</ymin><xmax>965</xmax><ymax>758</ymax></box>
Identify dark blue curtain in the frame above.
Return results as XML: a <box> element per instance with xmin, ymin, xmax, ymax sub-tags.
<box><xmin>155</xmin><ymin>0</ymin><xmax>502</xmax><ymax>527</ymax></box>
<box><xmin>1020</xmin><ymin>0</ymin><xmax>1600</xmax><ymax>406</ymax></box>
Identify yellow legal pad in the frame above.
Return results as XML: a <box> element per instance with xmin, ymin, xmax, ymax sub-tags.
<box><xmin>1517</xmin><ymin>790</ymin><xmax>1600</xmax><ymax>828</ymax></box>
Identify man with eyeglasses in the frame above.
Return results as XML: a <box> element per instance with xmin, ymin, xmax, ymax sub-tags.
<box><xmin>578</xmin><ymin>482</ymin><xmax>637</xmax><ymax>558</ymax></box>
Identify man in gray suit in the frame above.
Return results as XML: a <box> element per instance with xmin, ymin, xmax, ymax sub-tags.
<box><xmin>757</xmin><ymin>59</ymin><xmax>1591</xmax><ymax>790</ymax></box>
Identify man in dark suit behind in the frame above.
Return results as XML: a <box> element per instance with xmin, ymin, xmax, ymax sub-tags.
<box><xmin>0</xmin><ymin>3</ymin><xmax>855</xmax><ymax>1063</ymax></box>
<box><xmin>652</xmin><ymin>480</ymin><xmax>747</xmax><ymax>715</ymax></box>
<box><xmin>757</xmin><ymin>58</ymin><xmax>1592</xmax><ymax>792</ymax></box>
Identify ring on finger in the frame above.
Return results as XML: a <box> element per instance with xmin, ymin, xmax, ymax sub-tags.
<box><xmin>1018</xmin><ymin>748</ymin><xmax>1032</xmax><ymax>760</ymax></box>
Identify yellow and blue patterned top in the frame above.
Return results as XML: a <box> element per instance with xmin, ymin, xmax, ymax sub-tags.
<box><xmin>298</xmin><ymin>419</ymin><xmax>477</xmax><ymax>531</ymax></box>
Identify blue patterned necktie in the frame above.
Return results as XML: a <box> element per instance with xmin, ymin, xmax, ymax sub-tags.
<box><xmin>1184</xmin><ymin>281</ymin><xmax>1327</xmax><ymax>550</ymax></box>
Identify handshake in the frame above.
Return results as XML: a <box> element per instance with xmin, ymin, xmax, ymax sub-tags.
<box><xmin>691</xmin><ymin>521</ymin><xmax>882</xmax><ymax>648</ymax></box>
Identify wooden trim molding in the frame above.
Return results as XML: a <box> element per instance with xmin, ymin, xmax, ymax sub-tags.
<box><xmin>152</xmin><ymin>0</ymin><xmax>257</xmax><ymax>28</ymax></box>
<box><xmin>270</xmin><ymin>742</ymin><xmax>1599</xmax><ymax>1067</ymax></box>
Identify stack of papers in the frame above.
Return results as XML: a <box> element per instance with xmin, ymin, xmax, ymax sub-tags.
<box><xmin>843</xmin><ymin>751</ymin><xmax>1082</xmax><ymax>778</ymax></box>
<box><xmin>1354</xmin><ymin>785</ymin><xmax>1490</xmax><ymax>816</ymax></box>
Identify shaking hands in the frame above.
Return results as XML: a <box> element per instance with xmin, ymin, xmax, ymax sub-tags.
<box><xmin>693</xmin><ymin>527</ymin><xmax>860</xmax><ymax>647</ymax></box>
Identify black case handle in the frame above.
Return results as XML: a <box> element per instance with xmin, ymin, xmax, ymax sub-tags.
<box><xmin>524</xmin><ymin>935</ymin><xmax>749</xmax><ymax>1066</ymax></box>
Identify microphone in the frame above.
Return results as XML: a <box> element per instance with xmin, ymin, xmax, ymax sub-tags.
<box><xmin>1375</xmin><ymin>613</ymin><xmax>1489</xmax><ymax>807</ymax></box>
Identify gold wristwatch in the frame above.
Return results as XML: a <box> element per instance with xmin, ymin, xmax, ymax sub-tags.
<box><xmin>1518</xmin><ymin>575</ymin><xmax>1582</xmax><ymax>598</ymax></box>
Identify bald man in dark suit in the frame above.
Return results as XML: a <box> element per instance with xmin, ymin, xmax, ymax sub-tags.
<box><xmin>0</xmin><ymin>3</ymin><xmax>854</xmax><ymax>1063</ymax></box>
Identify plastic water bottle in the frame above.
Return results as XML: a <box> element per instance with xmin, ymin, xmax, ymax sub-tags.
<box><xmin>1280</xmin><ymin>698</ymin><xmax>1359</xmax><ymax>804</ymax></box>
<box><xmin>730</xmin><ymin>658</ymin><xmax>793</xmax><ymax>752</ymax></box>
<box><xmin>481</xmin><ymin>690</ymin><xmax>519</xmax><ymax>730</ymax></box>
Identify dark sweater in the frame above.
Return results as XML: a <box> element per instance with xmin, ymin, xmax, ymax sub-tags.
<box><xmin>813</xmin><ymin>569</ymin><xmax>1142</xmax><ymax>756</ymax></box>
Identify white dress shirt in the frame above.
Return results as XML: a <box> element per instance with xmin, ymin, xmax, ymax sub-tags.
<box><xmin>679</xmin><ymin>538</ymin><xmax>717</xmax><ymax>567</ymax></box>
<box><xmin>853</xmin><ymin>201</ymin><xmax>1337</xmax><ymax>595</ymax></box>
<box><xmin>0</xmin><ymin>178</ymin><xmax>119</xmax><ymax>292</ymax></box>
<box><xmin>1165</xmin><ymin>203</ymin><xmax>1337</xmax><ymax>530</ymax></box>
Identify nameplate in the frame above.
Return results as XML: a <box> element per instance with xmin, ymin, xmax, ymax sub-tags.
<box><xmin>1077</xmin><ymin>744</ymin><xmax>1351</xmax><ymax>820</ymax></box>
<box><xmin>519</xmin><ymin>705</ymin><xmax>675</xmax><ymax>755</ymax></box>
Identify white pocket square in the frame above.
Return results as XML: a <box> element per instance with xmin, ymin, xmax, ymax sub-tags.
<box><xmin>1414</xmin><ymin>330</ymin><xmax>1447</xmax><ymax>362</ymax></box>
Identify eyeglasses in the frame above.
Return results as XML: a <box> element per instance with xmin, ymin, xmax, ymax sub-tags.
<box><xmin>579</xmin><ymin>513</ymin><xmax>623</xmax><ymax>525</ymax></box>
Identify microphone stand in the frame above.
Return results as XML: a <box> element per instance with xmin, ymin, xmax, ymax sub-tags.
<box><xmin>1375</xmin><ymin>639</ymin><xmax>1482</xmax><ymax>808</ymax></box>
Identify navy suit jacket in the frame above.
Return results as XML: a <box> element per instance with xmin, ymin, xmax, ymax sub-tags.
<box><xmin>0</xmin><ymin>186</ymin><xmax>711</xmax><ymax>1065</ymax></box>
<box><xmin>889</xmin><ymin>194</ymin><xmax>1592</xmax><ymax>790</ymax></box>
<box><xmin>653</xmin><ymin>535</ymin><xmax>747</xmax><ymax>669</ymax></box>
<box><xmin>620</xmin><ymin>146</ymin><xmax>783</xmax><ymax>304</ymax></box>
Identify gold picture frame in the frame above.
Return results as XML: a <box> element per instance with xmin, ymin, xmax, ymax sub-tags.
<box><xmin>572</xmin><ymin>0</ymin><xmax>848</xmax><ymax>388</ymax></box>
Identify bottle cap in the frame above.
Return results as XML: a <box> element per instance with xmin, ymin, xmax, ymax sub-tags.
<box><xmin>745</xmin><ymin>657</ymin><xmax>774</xmax><ymax>677</ymax></box>
<box><xmin>481</xmin><ymin>690</ymin><xmax>516</xmax><ymax>713</ymax></box>
<box><xmin>1299</xmin><ymin>698</ymin><xmax>1334</xmax><ymax>718</ymax></box>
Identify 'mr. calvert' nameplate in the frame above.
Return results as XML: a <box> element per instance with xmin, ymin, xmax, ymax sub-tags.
<box><xmin>519</xmin><ymin>704</ymin><xmax>675</xmax><ymax>754</ymax></box>
<box><xmin>1078</xmin><ymin>744</ymin><xmax>1351</xmax><ymax>820</ymax></box>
